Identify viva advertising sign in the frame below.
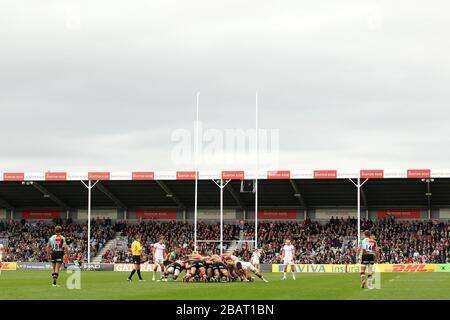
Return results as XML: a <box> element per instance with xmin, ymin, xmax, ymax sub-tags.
<box><xmin>272</xmin><ymin>264</ymin><xmax>361</xmax><ymax>273</ymax></box>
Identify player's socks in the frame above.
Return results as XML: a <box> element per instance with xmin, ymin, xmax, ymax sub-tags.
<box><xmin>52</xmin><ymin>273</ymin><xmax>57</xmax><ymax>285</ymax></box>
<box><xmin>367</xmin><ymin>274</ymin><xmax>373</xmax><ymax>289</ymax></box>
<box><xmin>360</xmin><ymin>273</ymin><xmax>366</xmax><ymax>288</ymax></box>
<box><xmin>292</xmin><ymin>272</ymin><xmax>296</xmax><ymax>280</ymax></box>
<box><xmin>137</xmin><ymin>270</ymin><xmax>143</xmax><ymax>280</ymax></box>
<box><xmin>152</xmin><ymin>271</ymin><xmax>156</xmax><ymax>281</ymax></box>
<box><xmin>129</xmin><ymin>269</ymin><xmax>136</xmax><ymax>280</ymax></box>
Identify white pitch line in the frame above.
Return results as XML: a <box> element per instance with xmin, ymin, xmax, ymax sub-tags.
<box><xmin>389</xmin><ymin>275</ymin><xmax>401</xmax><ymax>282</ymax></box>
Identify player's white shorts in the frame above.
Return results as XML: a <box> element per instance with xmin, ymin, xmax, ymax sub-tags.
<box><xmin>155</xmin><ymin>258</ymin><xmax>165</xmax><ymax>265</ymax></box>
<box><xmin>283</xmin><ymin>258</ymin><xmax>294</xmax><ymax>265</ymax></box>
<box><xmin>0</xmin><ymin>255</ymin><xmax>3</xmax><ymax>262</ymax></box>
<box><xmin>242</xmin><ymin>261</ymin><xmax>256</xmax><ymax>272</ymax></box>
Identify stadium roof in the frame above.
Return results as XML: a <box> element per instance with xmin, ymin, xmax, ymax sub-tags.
<box><xmin>1</xmin><ymin>174</ymin><xmax>449</xmax><ymax>210</ymax></box>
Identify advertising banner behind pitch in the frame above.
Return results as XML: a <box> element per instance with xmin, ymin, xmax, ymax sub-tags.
<box><xmin>114</xmin><ymin>263</ymin><xmax>164</xmax><ymax>272</ymax></box>
<box><xmin>22</xmin><ymin>210</ymin><xmax>60</xmax><ymax>220</ymax></box>
<box><xmin>271</xmin><ymin>264</ymin><xmax>437</xmax><ymax>273</ymax></box>
<box><xmin>258</xmin><ymin>209</ymin><xmax>297</xmax><ymax>220</ymax></box>
<box><xmin>377</xmin><ymin>209</ymin><xmax>420</xmax><ymax>219</ymax></box>
<box><xmin>135</xmin><ymin>209</ymin><xmax>177</xmax><ymax>220</ymax></box>
<box><xmin>0</xmin><ymin>262</ymin><xmax>17</xmax><ymax>270</ymax></box>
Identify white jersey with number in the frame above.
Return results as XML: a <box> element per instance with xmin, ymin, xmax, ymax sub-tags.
<box><xmin>154</xmin><ymin>243</ymin><xmax>166</xmax><ymax>262</ymax></box>
<box><xmin>0</xmin><ymin>243</ymin><xmax>3</xmax><ymax>261</ymax></box>
<box><xmin>282</xmin><ymin>244</ymin><xmax>295</xmax><ymax>264</ymax></box>
<box><xmin>361</xmin><ymin>238</ymin><xmax>376</xmax><ymax>255</ymax></box>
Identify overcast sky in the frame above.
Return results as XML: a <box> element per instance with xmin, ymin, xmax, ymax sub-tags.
<box><xmin>1</xmin><ymin>0</ymin><xmax>449</xmax><ymax>172</ymax></box>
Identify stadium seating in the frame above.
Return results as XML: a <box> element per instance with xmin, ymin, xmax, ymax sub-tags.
<box><xmin>1</xmin><ymin>217</ymin><xmax>448</xmax><ymax>264</ymax></box>
<box><xmin>0</xmin><ymin>219</ymin><xmax>115</xmax><ymax>262</ymax></box>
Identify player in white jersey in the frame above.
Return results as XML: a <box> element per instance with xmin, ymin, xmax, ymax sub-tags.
<box><xmin>280</xmin><ymin>239</ymin><xmax>296</xmax><ymax>280</ymax></box>
<box><xmin>240</xmin><ymin>261</ymin><xmax>269</xmax><ymax>283</ymax></box>
<box><xmin>222</xmin><ymin>254</ymin><xmax>243</xmax><ymax>281</ymax></box>
<box><xmin>357</xmin><ymin>230</ymin><xmax>378</xmax><ymax>289</ymax></box>
<box><xmin>251</xmin><ymin>249</ymin><xmax>262</xmax><ymax>272</ymax></box>
<box><xmin>152</xmin><ymin>237</ymin><xmax>166</xmax><ymax>281</ymax></box>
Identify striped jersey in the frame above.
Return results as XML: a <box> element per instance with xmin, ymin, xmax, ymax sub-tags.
<box><xmin>48</xmin><ymin>234</ymin><xmax>66</xmax><ymax>252</ymax></box>
<box><xmin>360</xmin><ymin>237</ymin><xmax>376</xmax><ymax>255</ymax></box>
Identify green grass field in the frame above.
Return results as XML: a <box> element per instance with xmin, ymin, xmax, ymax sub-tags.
<box><xmin>1</xmin><ymin>271</ymin><xmax>450</xmax><ymax>300</ymax></box>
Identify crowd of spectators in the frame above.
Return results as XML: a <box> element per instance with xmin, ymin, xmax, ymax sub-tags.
<box><xmin>0</xmin><ymin>218</ymin><xmax>115</xmax><ymax>262</ymax></box>
<box><xmin>102</xmin><ymin>217</ymin><xmax>449</xmax><ymax>264</ymax></box>
<box><xmin>1</xmin><ymin>217</ymin><xmax>448</xmax><ymax>264</ymax></box>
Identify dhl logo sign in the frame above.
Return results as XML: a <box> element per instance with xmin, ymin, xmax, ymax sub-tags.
<box><xmin>377</xmin><ymin>264</ymin><xmax>436</xmax><ymax>273</ymax></box>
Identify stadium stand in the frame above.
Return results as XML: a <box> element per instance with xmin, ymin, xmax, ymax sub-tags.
<box><xmin>101</xmin><ymin>218</ymin><xmax>449</xmax><ymax>264</ymax></box>
<box><xmin>0</xmin><ymin>218</ymin><xmax>114</xmax><ymax>262</ymax></box>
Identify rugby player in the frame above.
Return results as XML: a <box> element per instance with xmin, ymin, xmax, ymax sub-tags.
<box><xmin>162</xmin><ymin>247</ymin><xmax>183</xmax><ymax>281</ymax></box>
<box><xmin>183</xmin><ymin>252</ymin><xmax>207</xmax><ymax>282</ymax></box>
<box><xmin>46</xmin><ymin>226</ymin><xmax>68</xmax><ymax>287</ymax></box>
<box><xmin>210</xmin><ymin>254</ymin><xmax>229</xmax><ymax>282</ymax></box>
<box><xmin>251</xmin><ymin>249</ymin><xmax>263</xmax><ymax>272</ymax></box>
<box><xmin>152</xmin><ymin>237</ymin><xmax>166</xmax><ymax>281</ymax></box>
<box><xmin>164</xmin><ymin>257</ymin><xmax>186</xmax><ymax>281</ymax></box>
<box><xmin>240</xmin><ymin>260</ymin><xmax>269</xmax><ymax>283</ymax></box>
<box><xmin>357</xmin><ymin>230</ymin><xmax>378</xmax><ymax>289</ymax></box>
<box><xmin>223</xmin><ymin>254</ymin><xmax>246</xmax><ymax>281</ymax></box>
<box><xmin>127</xmin><ymin>234</ymin><xmax>144</xmax><ymax>282</ymax></box>
<box><xmin>280</xmin><ymin>239</ymin><xmax>296</xmax><ymax>280</ymax></box>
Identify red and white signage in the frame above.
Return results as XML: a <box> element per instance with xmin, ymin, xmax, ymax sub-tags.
<box><xmin>222</xmin><ymin>171</ymin><xmax>244</xmax><ymax>180</ymax></box>
<box><xmin>88</xmin><ymin>172</ymin><xmax>110</xmax><ymax>180</ymax></box>
<box><xmin>267</xmin><ymin>171</ymin><xmax>290</xmax><ymax>179</ymax></box>
<box><xmin>0</xmin><ymin>169</ymin><xmax>448</xmax><ymax>181</ymax></box>
<box><xmin>45</xmin><ymin>172</ymin><xmax>67</xmax><ymax>181</ymax></box>
<box><xmin>377</xmin><ymin>209</ymin><xmax>420</xmax><ymax>219</ymax></box>
<box><xmin>22</xmin><ymin>210</ymin><xmax>60</xmax><ymax>220</ymax></box>
<box><xmin>3</xmin><ymin>172</ymin><xmax>25</xmax><ymax>181</ymax></box>
<box><xmin>135</xmin><ymin>209</ymin><xmax>177</xmax><ymax>220</ymax></box>
<box><xmin>314</xmin><ymin>170</ymin><xmax>337</xmax><ymax>179</ymax></box>
<box><xmin>176</xmin><ymin>171</ymin><xmax>197</xmax><ymax>180</ymax></box>
<box><xmin>258</xmin><ymin>209</ymin><xmax>297</xmax><ymax>220</ymax></box>
<box><xmin>360</xmin><ymin>170</ymin><xmax>384</xmax><ymax>179</ymax></box>
<box><xmin>132</xmin><ymin>172</ymin><xmax>154</xmax><ymax>180</ymax></box>
<box><xmin>407</xmin><ymin>169</ymin><xmax>431</xmax><ymax>179</ymax></box>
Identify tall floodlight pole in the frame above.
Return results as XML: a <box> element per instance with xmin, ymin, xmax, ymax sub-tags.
<box><xmin>81</xmin><ymin>179</ymin><xmax>99</xmax><ymax>263</ymax></box>
<box><xmin>255</xmin><ymin>92</ymin><xmax>259</xmax><ymax>250</ymax></box>
<box><xmin>194</xmin><ymin>92</ymin><xmax>200</xmax><ymax>252</ymax></box>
